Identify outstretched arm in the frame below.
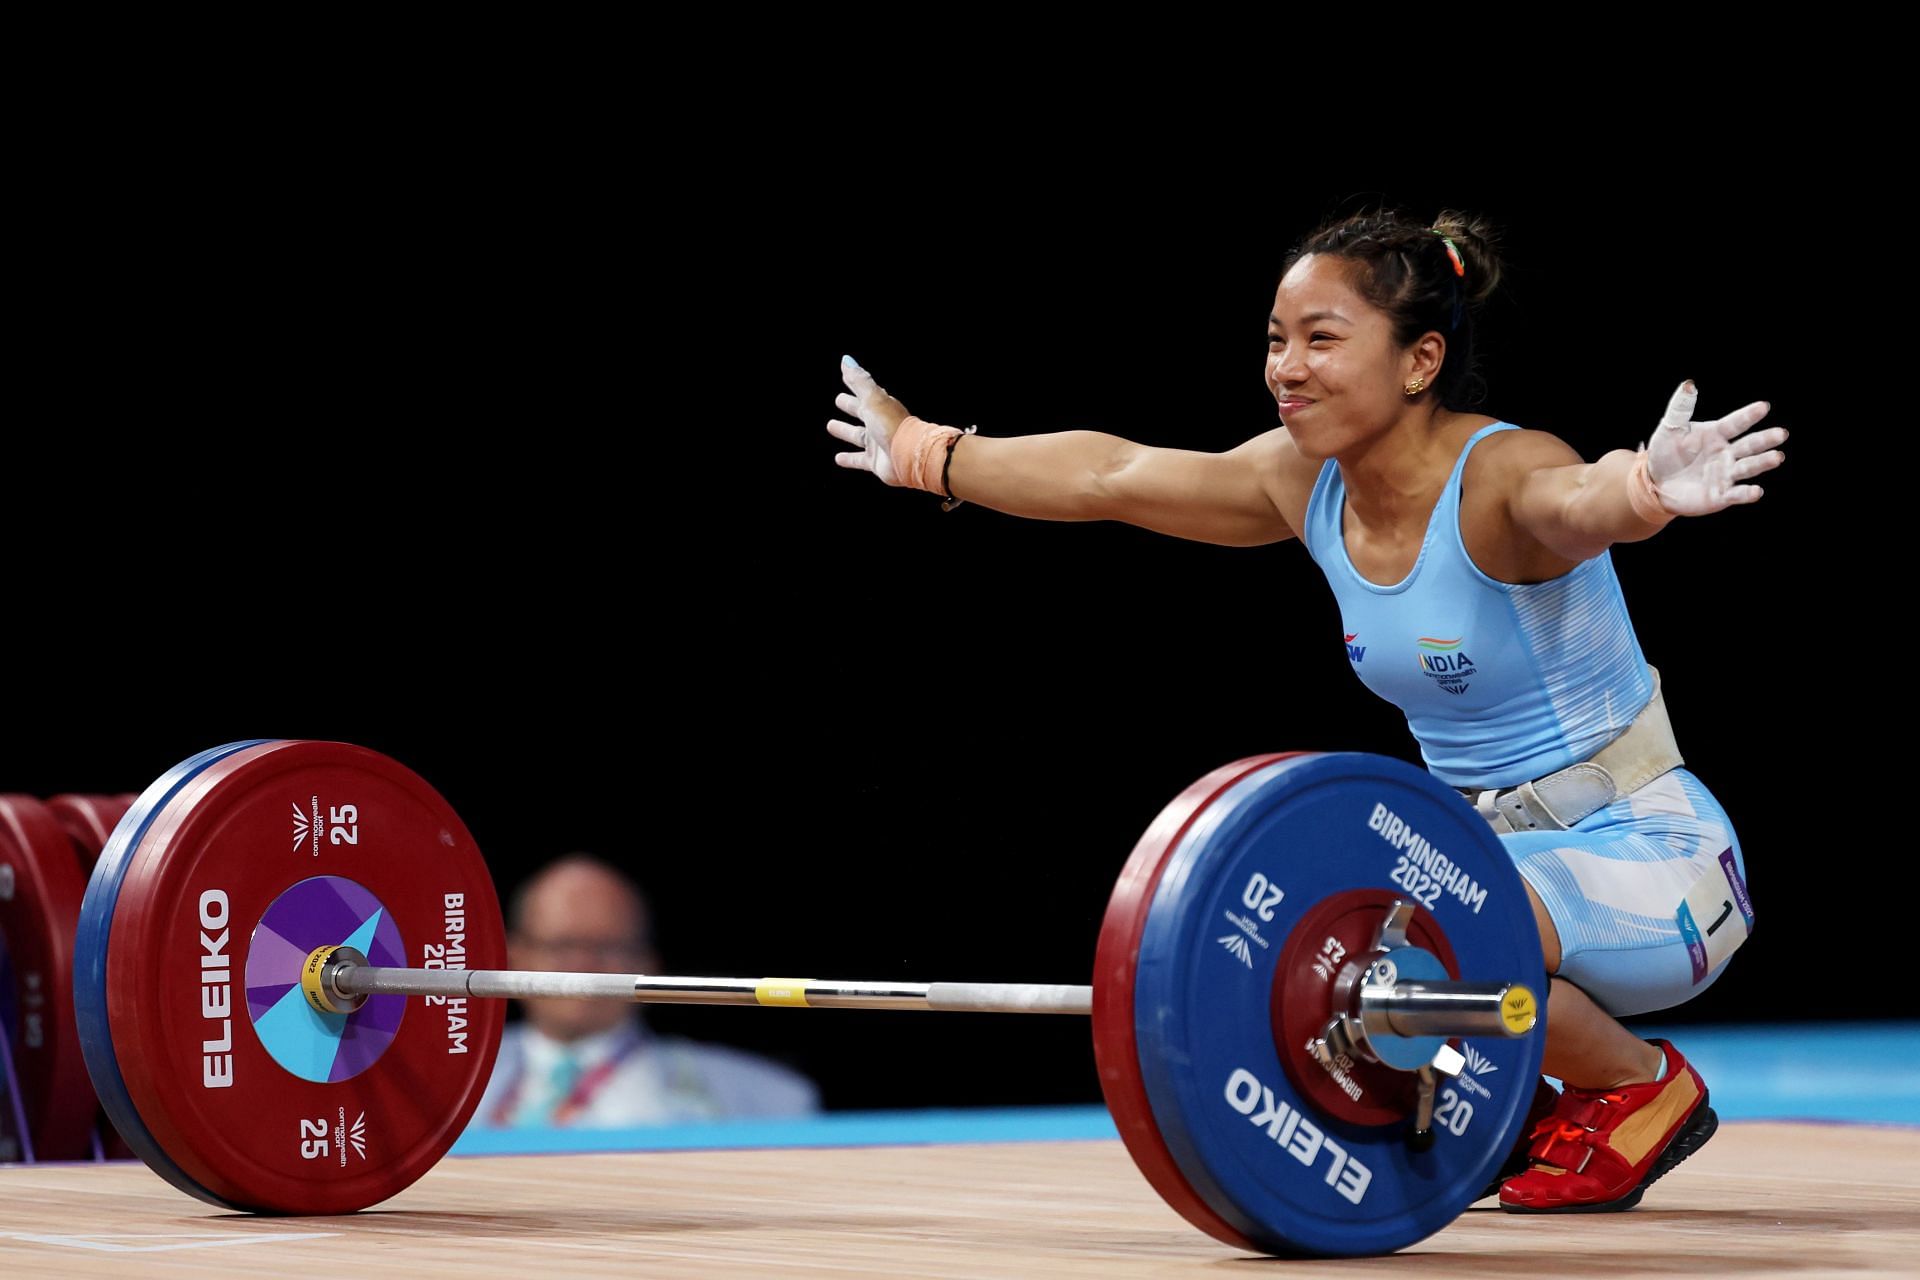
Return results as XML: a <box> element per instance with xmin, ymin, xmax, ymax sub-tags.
<box><xmin>828</xmin><ymin>356</ymin><xmax>1297</xmax><ymax>547</ymax></box>
<box><xmin>1508</xmin><ymin>381</ymin><xmax>1789</xmax><ymax>562</ymax></box>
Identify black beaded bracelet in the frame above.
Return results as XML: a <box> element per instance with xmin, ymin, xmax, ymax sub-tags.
<box><xmin>940</xmin><ymin>425</ymin><xmax>978</xmax><ymax>512</ymax></box>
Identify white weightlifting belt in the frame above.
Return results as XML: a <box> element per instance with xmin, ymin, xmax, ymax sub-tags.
<box><xmin>1457</xmin><ymin>666</ymin><xmax>1682</xmax><ymax>834</ymax></box>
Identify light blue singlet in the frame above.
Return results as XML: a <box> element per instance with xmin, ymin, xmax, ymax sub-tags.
<box><xmin>1296</xmin><ymin>422</ymin><xmax>1751</xmax><ymax>1016</ymax></box>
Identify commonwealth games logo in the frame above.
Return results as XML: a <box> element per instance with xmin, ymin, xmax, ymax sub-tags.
<box><xmin>1217</xmin><ymin>934</ymin><xmax>1255</xmax><ymax>967</ymax></box>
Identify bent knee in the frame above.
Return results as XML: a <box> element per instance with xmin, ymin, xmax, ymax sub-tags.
<box><xmin>1523</xmin><ymin>879</ymin><xmax>1563</xmax><ymax>973</ymax></box>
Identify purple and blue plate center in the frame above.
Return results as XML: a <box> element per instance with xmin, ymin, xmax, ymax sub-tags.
<box><xmin>245</xmin><ymin>876</ymin><xmax>406</xmax><ymax>1083</ymax></box>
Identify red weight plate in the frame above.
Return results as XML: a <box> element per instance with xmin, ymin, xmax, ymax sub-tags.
<box><xmin>0</xmin><ymin>795</ymin><xmax>97</xmax><ymax>1159</ymax></box>
<box><xmin>47</xmin><ymin>793</ymin><xmax>141</xmax><ymax>1158</ymax></box>
<box><xmin>46</xmin><ymin>794</ymin><xmax>137</xmax><ymax>872</ymax></box>
<box><xmin>1091</xmin><ymin>752</ymin><xmax>1306</xmax><ymax>1252</ymax></box>
<box><xmin>106</xmin><ymin>741</ymin><xmax>506</xmax><ymax>1212</ymax></box>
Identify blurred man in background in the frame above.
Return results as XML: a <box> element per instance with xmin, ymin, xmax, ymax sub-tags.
<box><xmin>475</xmin><ymin>855</ymin><xmax>819</xmax><ymax>1127</ymax></box>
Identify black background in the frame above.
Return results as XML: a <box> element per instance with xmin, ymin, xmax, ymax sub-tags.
<box><xmin>5</xmin><ymin>111</ymin><xmax>1861</xmax><ymax>1111</ymax></box>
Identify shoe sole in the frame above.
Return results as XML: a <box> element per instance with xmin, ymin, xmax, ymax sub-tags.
<box><xmin>1499</xmin><ymin>1099</ymin><xmax>1720</xmax><ymax>1214</ymax></box>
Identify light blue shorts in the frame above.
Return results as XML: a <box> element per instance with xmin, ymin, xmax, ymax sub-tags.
<box><xmin>1496</xmin><ymin>767</ymin><xmax>1751</xmax><ymax>1017</ymax></box>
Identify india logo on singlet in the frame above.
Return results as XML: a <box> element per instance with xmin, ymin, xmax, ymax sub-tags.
<box><xmin>1416</xmin><ymin>636</ymin><xmax>1476</xmax><ymax>696</ymax></box>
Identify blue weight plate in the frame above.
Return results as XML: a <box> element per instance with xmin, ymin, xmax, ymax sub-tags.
<box><xmin>74</xmin><ymin>740</ymin><xmax>278</xmax><ymax>1206</ymax></box>
<box><xmin>1134</xmin><ymin>751</ymin><xmax>1546</xmax><ymax>1257</ymax></box>
<box><xmin>1092</xmin><ymin>752</ymin><xmax>1299</xmax><ymax>1253</ymax></box>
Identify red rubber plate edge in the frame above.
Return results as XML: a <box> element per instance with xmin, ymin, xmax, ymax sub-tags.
<box><xmin>0</xmin><ymin>795</ymin><xmax>99</xmax><ymax>1159</ymax></box>
<box><xmin>46</xmin><ymin>794</ymin><xmax>137</xmax><ymax>872</ymax></box>
<box><xmin>44</xmin><ymin>794</ymin><xmax>138</xmax><ymax>1159</ymax></box>
<box><xmin>1091</xmin><ymin>752</ymin><xmax>1310</xmax><ymax>1252</ymax></box>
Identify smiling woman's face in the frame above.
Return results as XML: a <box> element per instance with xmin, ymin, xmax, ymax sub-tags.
<box><xmin>1265</xmin><ymin>253</ymin><xmax>1437</xmax><ymax>458</ymax></box>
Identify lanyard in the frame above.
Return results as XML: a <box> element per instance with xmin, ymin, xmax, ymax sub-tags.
<box><xmin>489</xmin><ymin>1030</ymin><xmax>646</xmax><ymax>1128</ymax></box>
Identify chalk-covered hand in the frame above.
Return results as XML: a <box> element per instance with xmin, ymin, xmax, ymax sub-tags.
<box><xmin>826</xmin><ymin>355</ymin><xmax>913</xmax><ymax>487</ymax></box>
<box><xmin>1642</xmin><ymin>380</ymin><xmax>1788</xmax><ymax>515</ymax></box>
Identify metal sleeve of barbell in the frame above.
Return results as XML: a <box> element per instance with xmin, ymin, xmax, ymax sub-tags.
<box><xmin>333</xmin><ymin>965</ymin><xmax>1094</xmax><ymax>1015</ymax></box>
<box><xmin>1357</xmin><ymin>981</ymin><xmax>1535</xmax><ymax>1038</ymax></box>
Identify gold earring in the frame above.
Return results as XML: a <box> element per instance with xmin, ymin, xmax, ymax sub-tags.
<box><xmin>1404</xmin><ymin>376</ymin><xmax>1427</xmax><ymax>397</ymax></box>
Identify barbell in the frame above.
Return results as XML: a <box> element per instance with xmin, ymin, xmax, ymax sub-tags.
<box><xmin>64</xmin><ymin>740</ymin><xmax>1545</xmax><ymax>1257</ymax></box>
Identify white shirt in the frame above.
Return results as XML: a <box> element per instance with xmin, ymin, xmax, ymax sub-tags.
<box><xmin>475</xmin><ymin>1020</ymin><xmax>820</xmax><ymax>1128</ymax></box>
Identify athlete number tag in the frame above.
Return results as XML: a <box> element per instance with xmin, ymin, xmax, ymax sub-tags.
<box><xmin>1677</xmin><ymin>847</ymin><xmax>1753</xmax><ymax>983</ymax></box>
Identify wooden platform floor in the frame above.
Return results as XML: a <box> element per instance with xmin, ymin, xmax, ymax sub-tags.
<box><xmin>3</xmin><ymin>1122</ymin><xmax>1914</xmax><ymax>1277</ymax></box>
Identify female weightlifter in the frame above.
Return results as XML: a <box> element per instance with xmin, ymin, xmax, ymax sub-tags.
<box><xmin>825</xmin><ymin>207</ymin><xmax>1787</xmax><ymax>1212</ymax></box>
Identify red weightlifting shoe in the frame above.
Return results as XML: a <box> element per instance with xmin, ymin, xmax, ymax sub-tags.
<box><xmin>1499</xmin><ymin>1039</ymin><xmax>1719</xmax><ymax>1213</ymax></box>
<box><xmin>1477</xmin><ymin>1075</ymin><xmax>1561</xmax><ymax>1202</ymax></box>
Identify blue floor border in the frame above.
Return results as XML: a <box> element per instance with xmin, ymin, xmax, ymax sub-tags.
<box><xmin>451</xmin><ymin>1104</ymin><xmax>1118</xmax><ymax>1156</ymax></box>
<box><xmin>1623</xmin><ymin>1020</ymin><xmax>1919</xmax><ymax>1127</ymax></box>
<box><xmin>449</xmin><ymin>1022</ymin><xmax>1920</xmax><ymax>1158</ymax></box>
